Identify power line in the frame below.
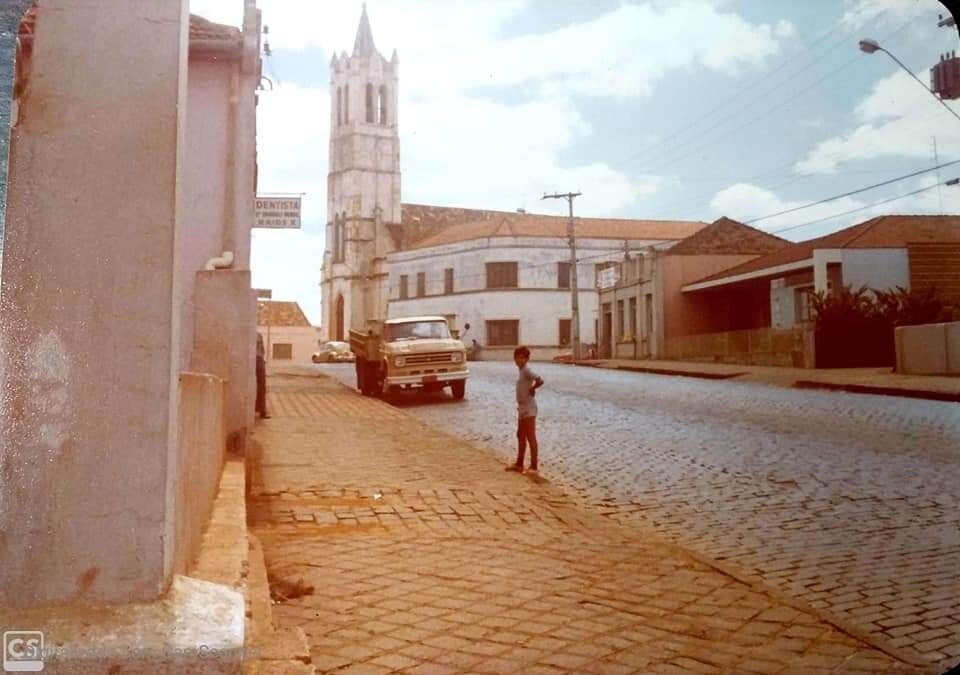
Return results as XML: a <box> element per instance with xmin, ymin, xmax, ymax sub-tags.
<box><xmin>620</xmin><ymin>16</ymin><xmax>912</xmax><ymax>177</ymax></box>
<box><xmin>743</xmin><ymin>159</ymin><xmax>960</xmax><ymax>223</ymax></box>
<box><xmin>767</xmin><ymin>181</ymin><xmax>947</xmax><ymax>235</ymax></box>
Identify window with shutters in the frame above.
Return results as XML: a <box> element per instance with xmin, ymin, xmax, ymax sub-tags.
<box><xmin>417</xmin><ymin>272</ymin><xmax>426</xmax><ymax>297</ymax></box>
<box><xmin>558</xmin><ymin>319</ymin><xmax>571</xmax><ymax>346</ymax></box>
<box><xmin>557</xmin><ymin>261</ymin><xmax>571</xmax><ymax>289</ymax></box>
<box><xmin>399</xmin><ymin>275</ymin><xmax>408</xmax><ymax>300</ymax></box>
<box><xmin>486</xmin><ymin>320</ymin><xmax>519</xmax><ymax>346</ymax></box>
<box><xmin>485</xmin><ymin>262</ymin><xmax>518</xmax><ymax>289</ymax></box>
<box><xmin>272</xmin><ymin>343</ymin><xmax>293</xmax><ymax>360</ymax></box>
<box><xmin>444</xmin><ymin>268</ymin><xmax>454</xmax><ymax>295</ymax></box>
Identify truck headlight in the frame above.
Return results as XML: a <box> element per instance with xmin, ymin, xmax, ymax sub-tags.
<box><xmin>451</xmin><ymin>352</ymin><xmax>463</xmax><ymax>363</ymax></box>
<box><xmin>394</xmin><ymin>356</ymin><xmax>406</xmax><ymax>367</ymax></box>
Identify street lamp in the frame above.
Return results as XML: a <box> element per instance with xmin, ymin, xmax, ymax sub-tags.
<box><xmin>859</xmin><ymin>37</ymin><xmax>960</xmax><ymax>124</ymax></box>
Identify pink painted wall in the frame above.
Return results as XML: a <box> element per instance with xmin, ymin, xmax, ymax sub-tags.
<box><xmin>661</xmin><ymin>255</ymin><xmax>762</xmax><ymax>339</ymax></box>
<box><xmin>0</xmin><ymin>0</ymin><xmax>190</xmax><ymax>606</ymax></box>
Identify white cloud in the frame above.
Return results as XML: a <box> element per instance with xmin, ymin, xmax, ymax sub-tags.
<box><xmin>839</xmin><ymin>0</ymin><xmax>942</xmax><ymax>30</ymax></box>
<box><xmin>710</xmin><ymin>174</ymin><xmax>960</xmax><ymax>240</ymax></box>
<box><xmin>193</xmin><ymin>0</ymin><xmax>793</xmax><ymax>99</ymax></box>
<box><xmin>251</xmin><ymin>230</ymin><xmax>326</xmax><ymax>325</ymax></box>
<box><xmin>794</xmin><ymin>69</ymin><xmax>960</xmax><ymax>174</ymax></box>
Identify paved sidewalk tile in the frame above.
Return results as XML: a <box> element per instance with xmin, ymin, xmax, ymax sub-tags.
<box><xmin>250</xmin><ymin>374</ymin><xmax>922</xmax><ymax>674</ymax></box>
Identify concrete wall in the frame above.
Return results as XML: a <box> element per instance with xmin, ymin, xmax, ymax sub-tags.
<box><xmin>192</xmin><ymin>271</ymin><xmax>255</xmax><ymax>453</ymax></box>
<box><xmin>895</xmin><ymin>321</ymin><xmax>960</xmax><ymax>375</ymax></box>
<box><xmin>663</xmin><ymin>325</ymin><xmax>815</xmax><ymax>368</ymax></box>
<box><xmin>173</xmin><ymin>372</ymin><xmax>226</xmax><ymax>575</ymax></box>
<box><xmin>0</xmin><ymin>0</ymin><xmax>189</xmax><ymax>606</ymax></box>
<box><xmin>258</xmin><ymin>325</ymin><xmax>320</xmax><ymax>365</ymax></box>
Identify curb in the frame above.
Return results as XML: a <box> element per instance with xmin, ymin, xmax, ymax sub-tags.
<box><xmin>794</xmin><ymin>380</ymin><xmax>960</xmax><ymax>403</ymax></box>
<box><xmin>567</xmin><ymin>361</ymin><xmax>747</xmax><ymax>380</ymax></box>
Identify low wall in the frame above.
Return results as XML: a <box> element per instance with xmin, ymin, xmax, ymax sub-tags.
<box><xmin>895</xmin><ymin>321</ymin><xmax>960</xmax><ymax>375</ymax></box>
<box><xmin>174</xmin><ymin>372</ymin><xmax>226</xmax><ymax>576</ymax></box>
<box><xmin>663</xmin><ymin>325</ymin><xmax>815</xmax><ymax>368</ymax></box>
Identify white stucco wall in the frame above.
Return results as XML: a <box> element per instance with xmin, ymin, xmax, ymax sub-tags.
<box><xmin>257</xmin><ymin>326</ymin><xmax>321</xmax><ymax>366</ymax></box>
<box><xmin>386</xmin><ymin>236</ymin><xmax>669</xmax><ymax>360</ymax></box>
<box><xmin>840</xmin><ymin>248</ymin><xmax>910</xmax><ymax>292</ymax></box>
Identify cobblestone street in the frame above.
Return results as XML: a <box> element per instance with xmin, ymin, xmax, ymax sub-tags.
<box><xmin>250</xmin><ymin>371</ymin><xmax>919</xmax><ymax>673</ymax></box>
<box><xmin>322</xmin><ymin>362</ymin><xmax>960</xmax><ymax>669</ymax></box>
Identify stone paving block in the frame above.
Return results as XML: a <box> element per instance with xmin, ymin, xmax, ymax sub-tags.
<box><xmin>252</xmin><ymin>374</ymin><xmax>921</xmax><ymax>675</ymax></box>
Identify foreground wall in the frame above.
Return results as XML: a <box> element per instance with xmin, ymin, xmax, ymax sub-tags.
<box><xmin>173</xmin><ymin>373</ymin><xmax>226</xmax><ymax>574</ymax></box>
<box><xmin>895</xmin><ymin>321</ymin><xmax>960</xmax><ymax>375</ymax></box>
<box><xmin>663</xmin><ymin>325</ymin><xmax>815</xmax><ymax>368</ymax></box>
<box><xmin>0</xmin><ymin>0</ymin><xmax>190</xmax><ymax>605</ymax></box>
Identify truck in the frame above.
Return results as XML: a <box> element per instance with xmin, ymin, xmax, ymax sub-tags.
<box><xmin>349</xmin><ymin>316</ymin><xmax>469</xmax><ymax>400</ymax></box>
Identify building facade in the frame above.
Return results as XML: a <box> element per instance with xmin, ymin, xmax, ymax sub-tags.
<box><xmin>320</xmin><ymin>5</ymin><xmax>401</xmax><ymax>342</ymax></box>
<box><xmin>388</xmin><ymin>213</ymin><xmax>705</xmax><ymax>361</ymax></box>
<box><xmin>257</xmin><ymin>300</ymin><xmax>320</xmax><ymax>366</ymax></box>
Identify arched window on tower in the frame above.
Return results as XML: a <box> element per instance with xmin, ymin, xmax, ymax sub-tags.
<box><xmin>339</xmin><ymin>214</ymin><xmax>347</xmax><ymax>262</ymax></box>
<box><xmin>378</xmin><ymin>85</ymin><xmax>388</xmax><ymax>125</ymax></box>
<box><xmin>344</xmin><ymin>84</ymin><xmax>349</xmax><ymax>123</ymax></box>
<box><xmin>332</xmin><ymin>214</ymin><xmax>341</xmax><ymax>262</ymax></box>
<box><xmin>336</xmin><ymin>87</ymin><xmax>342</xmax><ymax>126</ymax></box>
<box><xmin>365</xmin><ymin>83</ymin><xmax>375</xmax><ymax>123</ymax></box>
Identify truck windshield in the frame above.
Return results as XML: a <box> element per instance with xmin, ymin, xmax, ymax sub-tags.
<box><xmin>386</xmin><ymin>321</ymin><xmax>451</xmax><ymax>341</ymax></box>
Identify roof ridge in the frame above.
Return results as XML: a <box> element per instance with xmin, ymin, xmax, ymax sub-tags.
<box><xmin>842</xmin><ymin>215</ymin><xmax>885</xmax><ymax>249</ymax></box>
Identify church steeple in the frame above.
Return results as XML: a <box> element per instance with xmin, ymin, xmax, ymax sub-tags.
<box><xmin>352</xmin><ymin>3</ymin><xmax>377</xmax><ymax>57</ymax></box>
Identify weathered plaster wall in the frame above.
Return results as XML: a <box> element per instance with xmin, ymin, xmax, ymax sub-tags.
<box><xmin>173</xmin><ymin>372</ymin><xmax>226</xmax><ymax>575</ymax></box>
<box><xmin>192</xmin><ymin>271</ymin><xmax>255</xmax><ymax>453</ymax></box>
<box><xmin>0</xmin><ymin>0</ymin><xmax>190</xmax><ymax>605</ymax></box>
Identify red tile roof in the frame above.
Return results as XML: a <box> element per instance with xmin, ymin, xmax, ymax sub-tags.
<box><xmin>690</xmin><ymin>215</ymin><xmax>960</xmax><ymax>286</ymax></box>
<box><xmin>256</xmin><ymin>301</ymin><xmax>312</xmax><ymax>327</ymax></box>
<box><xmin>189</xmin><ymin>14</ymin><xmax>241</xmax><ymax>41</ymax></box>
<box><xmin>665</xmin><ymin>217</ymin><xmax>789</xmax><ymax>256</ymax></box>
<box><xmin>400</xmin><ymin>203</ymin><xmax>705</xmax><ymax>250</ymax></box>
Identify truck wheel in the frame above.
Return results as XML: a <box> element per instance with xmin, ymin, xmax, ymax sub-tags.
<box><xmin>450</xmin><ymin>380</ymin><xmax>466</xmax><ymax>400</ymax></box>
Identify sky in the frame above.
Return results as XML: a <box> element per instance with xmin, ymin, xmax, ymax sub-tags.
<box><xmin>190</xmin><ymin>0</ymin><xmax>960</xmax><ymax>326</ymax></box>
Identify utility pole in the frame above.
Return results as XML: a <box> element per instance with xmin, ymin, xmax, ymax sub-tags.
<box><xmin>542</xmin><ymin>191</ymin><xmax>583</xmax><ymax>360</ymax></box>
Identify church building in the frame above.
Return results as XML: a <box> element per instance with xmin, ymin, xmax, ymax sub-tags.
<box><xmin>320</xmin><ymin>7</ymin><xmax>708</xmax><ymax>358</ymax></box>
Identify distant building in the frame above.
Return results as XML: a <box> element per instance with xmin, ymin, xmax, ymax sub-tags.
<box><xmin>257</xmin><ymin>300</ymin><xmax>319</xmax><ymax>365</ymax></box>
<box><xmin>319</xmin><ymin>6</ymin><xmax>705</xmax><ymax>356</ymax></box>
<box><xmin>597</xmin><ymin>217</ymin><xmax>789</xmax><ymax>360</ymax></box>
<box><xmin>389</xmin><ymin>212</ymin><xmax>705</xmax><ymax>361</ymax></box>
<box><xmin>672</xmin><ymin>215</ymin><xmax>960</xmax><ymax>366</ymax></box>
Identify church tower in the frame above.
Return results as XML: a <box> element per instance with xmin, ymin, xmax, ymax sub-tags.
<box><xmin>321</xmin><ymin>4</ymin><xmax>401</xmax><ymax>341</ymax></box>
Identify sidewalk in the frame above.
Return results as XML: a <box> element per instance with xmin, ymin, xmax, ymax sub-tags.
<box><xmin>575</xmin><ymin>359</ymin><xmax>960</xmax><ymax>402</ymax></box>
<box><xmin>247</xmin><ymin>371</ymin><xmax>922</xmax><ymax>674</ymax></box>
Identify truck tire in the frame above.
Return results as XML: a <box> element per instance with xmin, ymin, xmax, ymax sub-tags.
<box><xmin>450</xmin><ymin>380</ymin><xmax>466</xmax><ymax>400</ymax></box>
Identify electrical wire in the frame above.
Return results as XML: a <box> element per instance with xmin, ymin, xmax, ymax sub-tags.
<box><xmin>766</xmin><ymin>181</ymin><xmax>948</xmax><ymax>236</ymax></box>
<box><xmin>743</xmin><ymin>159</ymin><xmax>960</xmax><ymax>224</ymax></box>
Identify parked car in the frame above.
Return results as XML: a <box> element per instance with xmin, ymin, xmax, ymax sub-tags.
<box><xmin>312</xmin><ymin>341</ymin><xmax>355</xmax><ymax>364</ymax></box>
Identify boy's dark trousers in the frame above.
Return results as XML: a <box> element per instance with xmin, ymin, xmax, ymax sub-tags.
<box><xmin>516</xmin><ymin>415</ymin><xmax>538</xmax><ymax>469</ymax></box>
<box><xmin>255</xmin><ymin>355</ymin><xmax>268</xmax><ymax>417</ymax></box>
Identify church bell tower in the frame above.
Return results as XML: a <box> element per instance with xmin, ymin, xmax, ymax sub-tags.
<box><xmin>321</xmin><ymin>4</ymin><xmax>401</xmax><ymax>341</ymax></box>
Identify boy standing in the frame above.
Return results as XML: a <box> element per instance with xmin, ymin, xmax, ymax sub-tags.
<box><xmin>507</xmin><ymin>346</ymin><xmax>544</xmax><ymax>474</ymax></box>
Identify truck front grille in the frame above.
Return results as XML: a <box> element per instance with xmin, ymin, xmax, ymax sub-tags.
<box><xmin>405</xmin><ymin>352</ymin><xmax>454</xmax><ymax>366</ymax></box>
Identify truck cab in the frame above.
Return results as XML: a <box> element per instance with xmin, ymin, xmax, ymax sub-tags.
<box><xmin>350</xmin><ymin>316</ymin><xmax>469</xmax><ymax>400</ymax></box>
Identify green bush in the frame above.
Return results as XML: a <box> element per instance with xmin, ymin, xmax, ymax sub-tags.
<box><xmin>810</xmin><ymin>285</ymin><xmax>947</xmax><ymax>368</ymax></box>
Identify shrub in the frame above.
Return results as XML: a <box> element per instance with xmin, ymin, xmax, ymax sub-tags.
<box><xmin>810</xmin><ymin>285</ymin><xmax>947</xmax><ymax>368</ymax></box>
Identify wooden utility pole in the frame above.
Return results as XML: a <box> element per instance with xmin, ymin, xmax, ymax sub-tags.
<box><xmin>542</xmin><ymin>191</ymin><xmax>582</xmax><ymax>360</ymax></box>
